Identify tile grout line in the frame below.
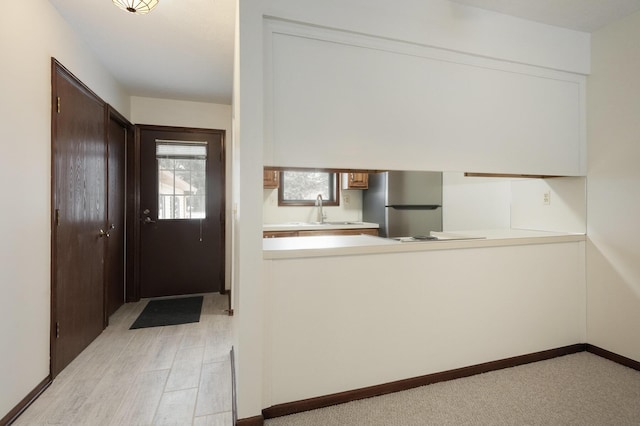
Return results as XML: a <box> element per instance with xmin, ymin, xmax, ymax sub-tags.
<box><xmin>66</xmin><ymin>330</ymin><xmax>138</xmax><ymax>425</ymax></box>
<box><xmin>151</xmin><ymin>343</ymin><xmax>183</xmax><ymax>425</ymax></box>
<box><xmin>150</xmin><ymin>368</ymin><xmax>172</xmax><ymax>424</ymax></box>
<box><xmin>156</xmin><ymin>324</ymin><xmax>204</xmax><ymax>424</ymax></box>
<box><xmin>191</xmin><ymin>353</ymin><xmax>205</xmax><ymax>425</ymax></box>
<box><xmin>105</xmin><ymin>328</ymin><xmax>164</xmax><ymax>425</ymax></box>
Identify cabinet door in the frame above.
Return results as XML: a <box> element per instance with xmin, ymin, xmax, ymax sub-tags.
<box><xmin>343</xmin><ymin>172</ymin><xmax>368</xmax><ymax>189</ymax></box>
<box><xmin>264</xmin><ymin>230</ymin><xmax>298</xmax><ymax>238</ymax></box>
<box><xmin>298</xmin><ymin>228</ymin><xmax>378</xmax><ymax>236</ymax></box>
<box><xmin>264</xmin><ymin>169</ymin><xmax>279</xmax><ymax>189</ymax></box>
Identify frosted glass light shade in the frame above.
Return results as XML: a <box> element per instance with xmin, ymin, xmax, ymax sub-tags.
<box><xmin>112</xmin><ymin>0</ymin><xmax>159</xmax><ymax>15</ymax></box>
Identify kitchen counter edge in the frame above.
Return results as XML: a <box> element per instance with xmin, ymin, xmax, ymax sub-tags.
<box><xmin>263</xmin><ymin>231</ymin><xmax>586</xmax><ymax>260</ymax></box>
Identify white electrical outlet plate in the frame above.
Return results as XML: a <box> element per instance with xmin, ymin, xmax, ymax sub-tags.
<box><xmin>543</xmin><ymin>191</ymin><xmax>551</xmax><ymax>205</ymax></box>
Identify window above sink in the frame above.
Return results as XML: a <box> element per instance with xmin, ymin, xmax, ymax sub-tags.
<box><xmin>278</xmin><ymin>170</ymin><xmax>340</xmax><ymax>207</ymax></box>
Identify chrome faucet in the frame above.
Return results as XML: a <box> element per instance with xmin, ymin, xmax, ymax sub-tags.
<box><xmin>316</xmin><ymin>194</ymin><xmax>325</xmax><ymax>223</ymax></box>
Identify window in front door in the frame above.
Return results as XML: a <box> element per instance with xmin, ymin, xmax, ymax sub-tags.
<box><xmin>156</xmin><ymin>140</ymin><xmax>208</xmax><ymax>219</ymax></box>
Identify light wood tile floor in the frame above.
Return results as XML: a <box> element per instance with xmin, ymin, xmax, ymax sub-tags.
<box><xmin>14</xmin><ymin>293</ymin><xmax>233</xmax><ymax>426</ymax></box>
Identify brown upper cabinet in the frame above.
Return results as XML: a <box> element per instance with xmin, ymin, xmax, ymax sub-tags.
<box><xmin>264</xmin><ymin>169</ymin><xmax>279</xmax><ymax>189</ymax></box>
<box><xmin>342</xmin><ymin>172</ymin><xmax>368</xmax><ymax>189</ymax></box>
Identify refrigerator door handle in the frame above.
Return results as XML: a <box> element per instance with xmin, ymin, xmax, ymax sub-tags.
<box><xmin>387</xmin><ymin>205</ymin><xmax>441</xmax><ymax>210</ymax></box>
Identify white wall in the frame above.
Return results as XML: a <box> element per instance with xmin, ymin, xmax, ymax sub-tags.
<box><xmin>511</xmin><ymin>177</ymin><xmax>586</xmax><ymax>234</ymax></box>
<box><xmin>0</xmin><ymin>1</ymin><xmax>128</xmax><ymax>420</ymax></box>
<box><xmin>442</xmin><ymin>172</ymin><xmax>511</xmax><ymax>230</ymax></box>
<box><xmin>234</xmin><ymin>0</ymin><xmax>266</xmax><ymax>418</ymax></box>
<box><xmin>587</xmin><ymin>10</ymin><xmax>640</xmax><ymax>362</ymax></box>
<box><xmin>443</xmin><ymin>173</ymin><xmax>587</xmax><ymax>234</ymax></box>
<box><xmin>130</xmin><ymin>96</ymin><xmax>231</xmax><ymax>131</ymax></box>
<box><xmin>235</xmin><ymin>0</ymin><xmax>591</xmax><ymax>419</ymax></box>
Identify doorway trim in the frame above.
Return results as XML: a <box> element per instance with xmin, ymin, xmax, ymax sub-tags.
<box><xmin>105</xmin><ymin>105</ymin><xmax>134</xmax><ymax>324</ymax></box>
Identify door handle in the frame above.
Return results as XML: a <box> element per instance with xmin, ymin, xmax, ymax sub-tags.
<box><xmin>98</xmin><ymin>229</ymin><xmax>110</xmax><ymax>238</ymax></box>
<box><xmin>142</xmin><ymin>209</ymin><xmax>155</xmax><ymax>224</ymax></box>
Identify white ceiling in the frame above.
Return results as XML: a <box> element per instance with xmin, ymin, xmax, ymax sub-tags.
<box><xmin>49</xmin><ymin>0</ymin><xmax>236</xmax><ymax>104</ymax></box>
<box><xmin>49</xmin><ymin>0</ymin><xmax>640</xmax><ymax>105</ymax></box>
<box><xmin>450</xmin><ymin>0</ymin><xmax>640</xmax><ymax>32</ymax></box>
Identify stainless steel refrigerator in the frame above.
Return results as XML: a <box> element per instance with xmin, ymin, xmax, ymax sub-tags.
<box><xmin>363</xmin><ymin>171</ymin><xmax>442</xmax><ymax>238</ymax></box>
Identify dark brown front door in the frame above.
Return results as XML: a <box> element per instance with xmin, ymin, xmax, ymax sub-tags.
<box><xmin>105</xmin><ymin>111</ymin><xmax>127</xmax><ymax>321</ymax></box>
<box><xmin>51</xmin><ymin>61</ymin><xmax>106</xmax><ymax>377</ymax></box>
<box><xmin>139</xmin><ymin>126</ymin><xmax>225</xmax><ymax>298</ymax></box>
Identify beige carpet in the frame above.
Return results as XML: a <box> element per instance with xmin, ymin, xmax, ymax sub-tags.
<box><xmin>265</xmin><ymin>352</ymin><xmax>640</xmax><ymax>425</ymax></box>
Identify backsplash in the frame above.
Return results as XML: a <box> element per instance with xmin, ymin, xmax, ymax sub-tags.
<box><xmin>510</xmin><ymin>176</ymin><xmax>586</xmax><ymax>234</ymax></box>
<box><xmin>263</xmin><ymin>188</ymin><xmax>364</xmax><ymax>224</ymax></box>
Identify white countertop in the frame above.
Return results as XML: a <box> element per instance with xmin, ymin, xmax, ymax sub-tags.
<box><xmin>263</xmin><ymin>234</ymin><xmax>396</xmax><ymax>251</ymax></box>
<box><xmin>263</xmin><ymin>228</ymin><xmax>585</xmax><ymax>259</ymax></box>
<box><xmin>263</xmin><ymin>221</ymin><xmax>379</xmax><ymax>232</ymax></box>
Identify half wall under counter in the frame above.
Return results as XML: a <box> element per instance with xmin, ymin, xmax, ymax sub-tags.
<box><xmin>261</xmin><ymin>228</ymin><xmax>587</xmax><ymax>408</ymax></box>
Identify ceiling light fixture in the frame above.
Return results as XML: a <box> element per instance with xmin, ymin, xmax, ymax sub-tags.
<box><xmin>112</xmin><ymin>0</ymin><xmax>159</xmax><ymax>15</ymax></box>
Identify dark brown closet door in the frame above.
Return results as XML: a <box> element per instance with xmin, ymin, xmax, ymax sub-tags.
<box><xmin>105</xmin><ymin>112</ymin><xmax>127</xmax><ymax>321</ymax></box>
<box><xmin>51</xmin><ymin>61</ymin><xmax>106</xmax><ymax>377</ymax></box>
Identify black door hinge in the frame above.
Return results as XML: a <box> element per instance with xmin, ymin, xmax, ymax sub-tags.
<box><xmin>56</xmin><ymin>322</ymin><xmax>60</xmax><ymax>339</ymax></box>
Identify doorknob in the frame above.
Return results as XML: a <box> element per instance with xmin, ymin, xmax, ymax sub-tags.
<box><xmin>142</xmin><ymin>209</ymin><xmax>156</xmax><ymax>224</ymax></box>
<box><xmin>98</xmin><ymin>229</ymin><xmax>110</xmax><ymax>238</ymax></box>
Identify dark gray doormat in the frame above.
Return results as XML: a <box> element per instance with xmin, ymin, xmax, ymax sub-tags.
<box><xmin>130</xmin><ymin>296</ymin><xmax>203</xmax><ymax>329</ymax></box>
